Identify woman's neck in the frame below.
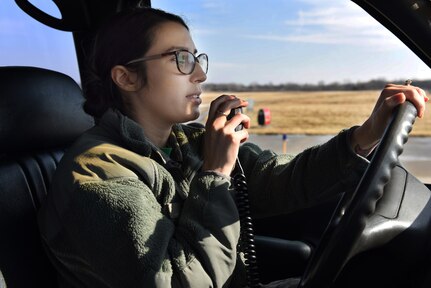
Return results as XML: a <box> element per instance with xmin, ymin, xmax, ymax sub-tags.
<box><xmin>123</xmin><ymin>97</ymin><xmax>173</xmax><ymax>148</ymax></box>
<box><xmin>127</xmin><ymin>111</ymin><xmax>172</xmax><ymax>147</ymax></box>
<box><xmin>142</xmin><ymin>123</ymin><xmax>172</xmax><ymax>148</ymax></box>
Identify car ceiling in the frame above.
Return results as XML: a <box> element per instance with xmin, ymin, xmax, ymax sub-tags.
<box><xmin>14</xmin><ymin>0</ymin><xmax>431</xmax><ymax>79</ymax></box>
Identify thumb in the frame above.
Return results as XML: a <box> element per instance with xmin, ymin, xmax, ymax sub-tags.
<box><xmin>374</xmin><ymin>92</ymin><xmax>406</xmax><ymax>133</ymax></box>
<box><xmin>382</xmin><ymin>92</ymin><xmax>406</xmax><ymax>114</ymax></box>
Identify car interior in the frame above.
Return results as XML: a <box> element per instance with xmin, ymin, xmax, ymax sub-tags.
<box><xmin>1</xmin><ymin>0</ymin><xmax>431</xmax><ymax>287</ymax></box>
<box><xmin>0</xmin><ymin>66</ymin><xmax>93</xmax><ymax>287</ymax></box>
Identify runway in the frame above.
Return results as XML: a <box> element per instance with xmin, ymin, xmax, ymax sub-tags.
<box><xmin>247</xmin><ymin>134</ymin><xmax>431</xmax><ymax>184</ymax></box>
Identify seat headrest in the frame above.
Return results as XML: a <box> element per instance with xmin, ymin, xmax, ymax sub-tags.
<box><xmin>0</xmin><ymin>66</ymin><xmax>94</xmax><ymax>153</ymax></box>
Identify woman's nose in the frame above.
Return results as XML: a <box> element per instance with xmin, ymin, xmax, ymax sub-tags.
<box><xmin>191</xmin><ymin>63</ymin><xmax>207</xmax><ymax>83</ymax></box>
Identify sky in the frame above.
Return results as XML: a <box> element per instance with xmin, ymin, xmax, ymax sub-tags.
<box><xmin>2</xmin><ymin>0</ymin><xmax>431</xmax><ymax>85</ymax></box>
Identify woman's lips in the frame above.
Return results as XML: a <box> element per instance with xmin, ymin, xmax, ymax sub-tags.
<box><xmin>186</xmin><ymin>94</ymin><xmax>202</xmax><ymax>105</ymax></box>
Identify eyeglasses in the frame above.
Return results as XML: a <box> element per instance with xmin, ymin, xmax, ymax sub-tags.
<box><xmin>126</xmin><ymin>50</ymin><xmax>208</xmax><ymax>75</ymax></box>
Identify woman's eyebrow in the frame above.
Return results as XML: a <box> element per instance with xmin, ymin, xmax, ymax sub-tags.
<box><xmin>166</xmin><ymin>46</ymin><xmax>198</xmax><ymax>54</ymax></box>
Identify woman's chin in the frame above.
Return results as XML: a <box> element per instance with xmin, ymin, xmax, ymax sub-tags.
<box><xmin>184</xmin><ymin>111</ymin><xmax>201</xmax><ymax>123</ymax></box>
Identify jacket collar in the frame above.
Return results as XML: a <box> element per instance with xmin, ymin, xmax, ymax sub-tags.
<box><xmin>98</xmin><ymin>109</ymin><xmax>204</xmax><ymax>165</ymax></box>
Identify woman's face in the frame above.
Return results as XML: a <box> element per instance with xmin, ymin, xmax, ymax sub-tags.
<box><xmin>132</xmin><ymin>21</ymin><xmax>207</xmax><ymax>127</ymax></box>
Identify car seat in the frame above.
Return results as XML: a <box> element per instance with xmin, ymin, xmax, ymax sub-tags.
<box><xmin>0</xmin><ymin>66</ymin><xmax>93</xmax><ymax>287</ymax></box>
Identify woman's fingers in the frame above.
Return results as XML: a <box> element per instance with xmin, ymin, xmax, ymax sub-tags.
<box><xmin>208</xmin><ymin>95</ymin><xmax>248</xmax><ymax>117</ymax></box>
<box><xmin>361</xmin><ymin>83</ymin><xmax>428</xmax><ymax>146</ymax></box>
<box><xmin>380</xmin><ymin>84</ymin><xmax>427</xmax><ymax>118</ymax></box>
<box><xmin>401</xmin><ymin>85</ymin><xmax>426</xmax><ymax>118</ymax></box>
<box><xmin>207</xmin><ymin>94</ymin><xmax>248</xmax><ymax>129</ymax></box>
<box><xmin>223</xmin><ymin>112</ymin><xmax>250</xmax><ymax>135</ymax></box>
<box><xmin>202</xmin><ymin>95</ymin><xmax>250</xmax><ymax>175</ymax></box>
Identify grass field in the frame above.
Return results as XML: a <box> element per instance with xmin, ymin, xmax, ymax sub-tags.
<box><xmin>200</xmin><ymin>90</ymin><xmax>431</xmax><ymax>136</ymax></box>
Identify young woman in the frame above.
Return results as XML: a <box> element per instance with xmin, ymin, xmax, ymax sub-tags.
<box><xmin>38</xmin><ymin>6</ymin><xmax>428</xmax><ymax>288</ymax></box>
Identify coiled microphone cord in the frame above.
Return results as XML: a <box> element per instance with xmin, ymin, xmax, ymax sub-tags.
<box><xmin>232</xmin><ymin>158</ymin><xmax>260</xmax><ymax>288</ymax></box>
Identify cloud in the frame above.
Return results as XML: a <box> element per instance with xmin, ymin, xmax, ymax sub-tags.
<box><xmin>202</xmin><ymin>0</ymin><xmax>224</xmax><ymax>9</ymax></box>
<box><xmin>201</xmin><ymin>0</ymin><xmax>230</xmax><ymax>14</ymax></box>
<box><xmin>246</xmin><ymin>0</ymin><xmax>404</xmax><ymax>50</ymax></box>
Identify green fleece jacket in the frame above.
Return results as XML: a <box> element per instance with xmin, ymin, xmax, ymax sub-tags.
<box><xmin>38</xmin><ymin>109</ymin><xmax>368</xmax><ymax>287</ymax></box>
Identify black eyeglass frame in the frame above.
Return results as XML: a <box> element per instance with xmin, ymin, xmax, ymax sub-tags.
<box><xmin>126</xmin><ymin>49</ymin><xmax>208</xmax><ymax>75</ymax></box>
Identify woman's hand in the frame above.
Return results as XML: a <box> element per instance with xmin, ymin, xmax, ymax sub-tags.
<box><xmin>351</xmin><ymin>83</ymin><xmax>429</xmax><ymax>156</ymax></box>
<box><xmin>202</xmin><ymin>95</ymin><xmax>250</xmax><ymax>176</ymax></box>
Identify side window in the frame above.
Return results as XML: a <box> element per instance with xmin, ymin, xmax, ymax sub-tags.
<box><xmin>153</xmin><ymin>1</ymin><xmax>431</xmax><ymax>183</ymax></box>
<box><xmin>0</xmin><ymin>1</ymin><xmax>80</xmax><ymax>85</ymax></box>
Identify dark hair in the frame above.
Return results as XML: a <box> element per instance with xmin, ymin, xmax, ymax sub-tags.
<box><xmin>83</xmin><ymin>7</ymin><xmax>189</xmax><ymax>119</ymax></box>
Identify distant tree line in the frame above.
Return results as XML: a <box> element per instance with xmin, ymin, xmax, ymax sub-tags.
<box><xmin>203</xmin><ymin>79</ymin><xmax>431</xmax><ymax>92</ymax></box>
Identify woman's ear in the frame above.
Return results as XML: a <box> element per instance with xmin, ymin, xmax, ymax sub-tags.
<box><xmin>111</xmin><ymin>65</ymin><xmax>140</xmax><ymax>92</ymax></box>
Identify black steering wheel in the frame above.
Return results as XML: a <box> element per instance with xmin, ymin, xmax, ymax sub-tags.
<box><xmin>298</xmin><ymin>101</ymin><xmax>418</xmax><ymax>288</ymax></box>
